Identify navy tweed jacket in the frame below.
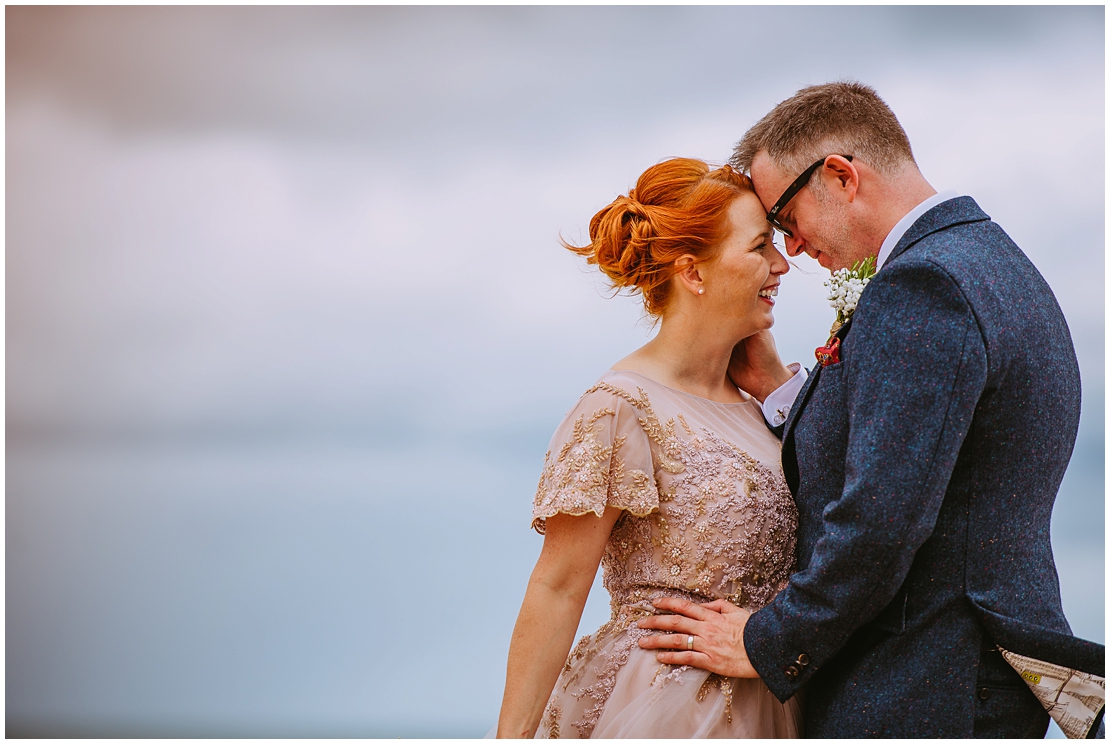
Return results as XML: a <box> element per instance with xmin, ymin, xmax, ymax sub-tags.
<box><xmin>745</xmin><ymin>197</ymin><xmax>1103</xmax><ymax>736</ymax></box>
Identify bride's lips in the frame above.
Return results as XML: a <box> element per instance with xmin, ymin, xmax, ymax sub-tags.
<box><xmin>758</xmin><ymin>284</ymin><xmax>779</xmax><ymax>306</ymax></box>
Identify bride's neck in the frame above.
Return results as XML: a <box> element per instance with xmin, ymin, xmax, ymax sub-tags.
<box><xmin>613</xmin><ymin>315</ymin><xmax>743</xmax><ymax>403</ymax></box>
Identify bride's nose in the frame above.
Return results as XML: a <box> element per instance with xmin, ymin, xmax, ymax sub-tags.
<box><xmin>770</xmin><ymin>245</ymin><xmax>789</xmax><ymax>275</ymax></box>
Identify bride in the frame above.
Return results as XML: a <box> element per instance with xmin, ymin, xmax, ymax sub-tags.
<box><xmin>496</xmin><ymin>158</ymin><xmax>803</xmax><ymax>738</ymax></box>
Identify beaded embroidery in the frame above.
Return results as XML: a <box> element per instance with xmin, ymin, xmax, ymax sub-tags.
<box><xmin>533</xmin><ymin>380</ymin><xmax>797</xmax><ymax>738</ymax></box>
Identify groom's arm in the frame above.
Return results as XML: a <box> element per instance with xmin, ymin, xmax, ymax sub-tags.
<box><xmin>745</xmin><ymin>259</ymin><xmax>988</xmax><ymax>702</ymax></box>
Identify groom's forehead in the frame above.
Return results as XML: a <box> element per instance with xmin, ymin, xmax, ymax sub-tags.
<box><xmin>748</xmin><ymin>156</ymin><xmax>784</xmax><ymax>208</ymax></box>
<box><xmin>749</xmin><ymin>182</ymin><xmax>774</xmax><ymax>211</ymax></box>
<box><xmin>750</xmin><ymin>151</ymin><xmax>788</xmax><ymax>182</ymax></box>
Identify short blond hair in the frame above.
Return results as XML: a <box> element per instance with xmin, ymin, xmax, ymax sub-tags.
<box><xmin>731</xmin><ymin>81</ymin><xmax>915</xmax><ymax>178</ymax></box>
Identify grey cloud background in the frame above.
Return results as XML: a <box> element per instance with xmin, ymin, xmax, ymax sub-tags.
<box><xmin>6</xmin><ymin>6</ymin><xmax>1103</xmax><ymax>737</ymax></box>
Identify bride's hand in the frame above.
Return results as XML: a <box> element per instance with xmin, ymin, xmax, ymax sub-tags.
<box><xmin>635</xmin><ymin>597</ymin><xmax>759</xmax><ymax>678</ymax></box>
<box><xmin>728</xmin><ymin>331</ymin><xmax>792</xmax><ymax>403</ymax></box>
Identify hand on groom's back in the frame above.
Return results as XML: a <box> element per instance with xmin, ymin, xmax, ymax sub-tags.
<box><xmin>637</xmin><ymin>597</ymin><xmax>760</xmax><ymax>678</ymax></box>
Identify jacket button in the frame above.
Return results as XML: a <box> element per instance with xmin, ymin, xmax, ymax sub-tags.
<box><xmin>979</xmin><ymin>687</ymin><xmax>990</xmax><ymax>700</ymax></box>
<box><xmin>783</xmin><ymin>664</ymin><xmax>799</xmax><ymax>679</ymax></box>
<box><xmin>797</xmin><ymin>653</ymin><xmax>810</xmax><ymax>666</ymax></box>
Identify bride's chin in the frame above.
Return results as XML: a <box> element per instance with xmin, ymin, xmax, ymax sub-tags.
<box><xmin>751</xmin><ymin>312</ymin><xmax>775</xmax><ymax>331</ymax></box>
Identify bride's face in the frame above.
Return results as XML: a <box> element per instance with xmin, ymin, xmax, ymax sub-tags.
<box><xmin>699</xmin><ymin>193</ymin><xmax>789</xmax><ymax>336</ymax></box>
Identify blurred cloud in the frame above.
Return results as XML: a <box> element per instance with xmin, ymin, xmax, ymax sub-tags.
<box><xmin>7</xmin><ymin>7</ymin><xmax>1101</xmax><ymax>147</ymax></box>
<box><xmin>6</xmin><ymin>5</ymin><xmax>1103</xmax><ymax>737</ymax></box>
<box><xmin>7</xmin><ymin>5</ymin><xmax>1104</xmax><ymax>438</ymax></box>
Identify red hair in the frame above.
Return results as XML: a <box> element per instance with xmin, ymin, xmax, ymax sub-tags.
<box><xmin>564</xmin><ymin>158</ymin><xmax>753</xmax><ymax>315</ymax></box>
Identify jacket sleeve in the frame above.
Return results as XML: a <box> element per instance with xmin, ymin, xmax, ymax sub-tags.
<box><xmin>745</xmin><ymin>259</ymin><xmax>989</xmax><ymax>701</ymax></box>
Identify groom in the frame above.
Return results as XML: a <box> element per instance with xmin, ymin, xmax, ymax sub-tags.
<box><xmin>638</xmin><ymin>82</ymin><xmax>1104</xmax><ymax>737</ymax></box>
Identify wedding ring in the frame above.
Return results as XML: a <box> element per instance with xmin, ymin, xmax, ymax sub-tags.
<box><xmin>687</xmin><ymin>634</ymin><xmax>694</xmax><ymax>651</ymax></box>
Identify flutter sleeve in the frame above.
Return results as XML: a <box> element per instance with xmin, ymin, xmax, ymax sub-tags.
<box><xmin>532</xmin><ymin>382</ymin><xmax>660</xmax><ymax>534</ymax></box>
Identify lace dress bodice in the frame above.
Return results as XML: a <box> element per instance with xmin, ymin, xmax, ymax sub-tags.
<box><xmin>534</xmin><ymin>369</ymin><xmax>797</xmax><ymax>612</ymax></box>
<box><xmin>531</xmin><ymin>370</ymin><xmax>800</xmax><ymax>738</ymax></box>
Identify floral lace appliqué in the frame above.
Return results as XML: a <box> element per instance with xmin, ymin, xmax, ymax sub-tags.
<box><xmin>532</xmin><ymin>386</ymin><xmax>661</xmax><ymax>533</ymax></box>
<box><xmin>534</xmin><ymin>381</ymin><xmax>798</xmax><ymax>738</ymax></box>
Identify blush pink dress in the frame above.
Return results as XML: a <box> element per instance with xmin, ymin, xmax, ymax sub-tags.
<box><xmin>531</xmin><ymin>370</ymin><xmax>803</xmax><ymax>738</ymax></box>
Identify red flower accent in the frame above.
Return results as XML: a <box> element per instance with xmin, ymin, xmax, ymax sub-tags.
<box><xmin>815</xmin><ymin>337</ymin><xmax>841</xmax><ymax>367</ymax></box>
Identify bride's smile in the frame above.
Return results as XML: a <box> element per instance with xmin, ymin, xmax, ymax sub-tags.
<box><xmin>495</xmin><ymin>158</ymin><xmax>803</xmax><ymax>739</ymax></box>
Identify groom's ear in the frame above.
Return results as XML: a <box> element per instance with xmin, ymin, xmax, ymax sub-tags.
<box><xmin>673</xmin><ymin>254</ymin><xmax>704</xmax><ymax>296</ymax></box>
<box><xmin>822</xmin><ymin>155</ymin><xmax>859</xmax><ymax>203</ymax></box>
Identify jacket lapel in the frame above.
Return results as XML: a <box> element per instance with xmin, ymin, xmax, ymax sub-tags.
<box><xmin>886</xmin><ymin>195</ymin><xmax>990</xmax><ymax>265</ymax></box>
<box><xmin>780</xmin><ymin>196</ymin><xmax>991</xmax><ymax>497</ymax></box>
<box><xmin>781</xmin><ymin>319</ymin><xmax>853</xmax><ymax>495</ymax></box>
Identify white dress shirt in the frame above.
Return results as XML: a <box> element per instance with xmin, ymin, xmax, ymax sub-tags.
<box><xmin>758</xmin><ymin>190</ymin><xmax>961</xmax><ymax>427</ymax></box>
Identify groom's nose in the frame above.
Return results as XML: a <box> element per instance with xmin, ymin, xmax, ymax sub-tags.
<box><xmin>784</xmin><ymin>233</ymin><xmax>806</xmax><ymax>257</ymax></box>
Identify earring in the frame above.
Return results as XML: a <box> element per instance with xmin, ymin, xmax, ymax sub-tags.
<box><xmin>698</xmin><ymin>288</ymin><xmax>705</xmax><ymax>295</ymax></box>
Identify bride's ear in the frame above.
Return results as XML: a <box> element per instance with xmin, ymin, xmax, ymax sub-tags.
<box><xmin>673</xmin><ymin>255</ymin><xmax>705</xmax><ymax>296</ymax></box>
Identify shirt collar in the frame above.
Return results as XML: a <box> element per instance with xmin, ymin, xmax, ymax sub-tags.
<box><xmin>875</xmin><ymin>189</ymin><xmax>960</xmax><ymax>270</ymax></box>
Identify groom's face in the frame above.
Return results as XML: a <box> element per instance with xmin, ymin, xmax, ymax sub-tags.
<box><xmin>750</xmin><ymin>151</ymin><xmax>861</xmax><ymax>271</ymax></box>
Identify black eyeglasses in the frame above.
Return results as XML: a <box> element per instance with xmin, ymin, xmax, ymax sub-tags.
<box><xmin>766</xmin><ymin>155</ymin><xmax>853</xmax><ymax>238</ymax></box>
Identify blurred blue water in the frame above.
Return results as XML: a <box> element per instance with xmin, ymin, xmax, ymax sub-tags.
<box><xmin>7</xmin><ymin>412</ymin><xmax>1102</xmax><ymax>737</ymax></box>
<box><xmin>7</xmin><ymin>433</ymin><xmax>538</xmax><ymax>736</ymax></box>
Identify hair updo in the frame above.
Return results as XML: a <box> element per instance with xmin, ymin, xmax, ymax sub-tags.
<box><xmin>564</xmin><ymin>158</ymin><xmax>753</xmax><ymax>316</ymax></box>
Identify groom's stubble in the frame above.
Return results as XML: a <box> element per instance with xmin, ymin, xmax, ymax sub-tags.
<box><xmin>808</xmin><ymin>179</ymin><xmax>861</xmax><ymax>271</ymax></box>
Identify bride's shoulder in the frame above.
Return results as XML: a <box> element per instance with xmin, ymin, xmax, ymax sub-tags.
<box><xmin>584</xmin><ymin>369</ymin><xmax>656</xmax><ymax>405</ymax></box>
<box><xmin>596</xmin><ymin>367</ymin><xmax>646</xmax><ymax>389</ymax></box>
<box><xmin>554</xmin><ymin>370</ymin><xmax>654</xmax><ymax>422</ymax></box>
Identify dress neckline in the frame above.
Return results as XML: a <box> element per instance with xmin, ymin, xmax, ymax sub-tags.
<box><xmin>605</xmin><ymin>369</ymin><xmax>755</xmax><ymax>408</ymax></box>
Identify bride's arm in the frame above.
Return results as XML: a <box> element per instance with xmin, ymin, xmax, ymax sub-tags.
<box><xmin>496</xmin><ymin>507</ymin><xmax>622</xmax><ymax>738</ymax></box>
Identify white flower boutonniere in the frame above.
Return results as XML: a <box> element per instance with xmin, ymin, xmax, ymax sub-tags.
<box><xmin>823</xmin><ymin>255</ymin><xmax>877</xmax><ymax>337</ymax></box>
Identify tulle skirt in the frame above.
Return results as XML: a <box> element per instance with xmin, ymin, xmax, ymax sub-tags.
<box><xmin>535</xmin><ymin>626</ymin><xmax>803</xmax><ymax>738</ymax></box>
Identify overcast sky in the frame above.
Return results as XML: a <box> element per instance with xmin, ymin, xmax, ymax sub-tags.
<box><xmin>7</xmin><ymin>6</ymin><xmax>1103</xmax><ymax>737</ymax></box>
